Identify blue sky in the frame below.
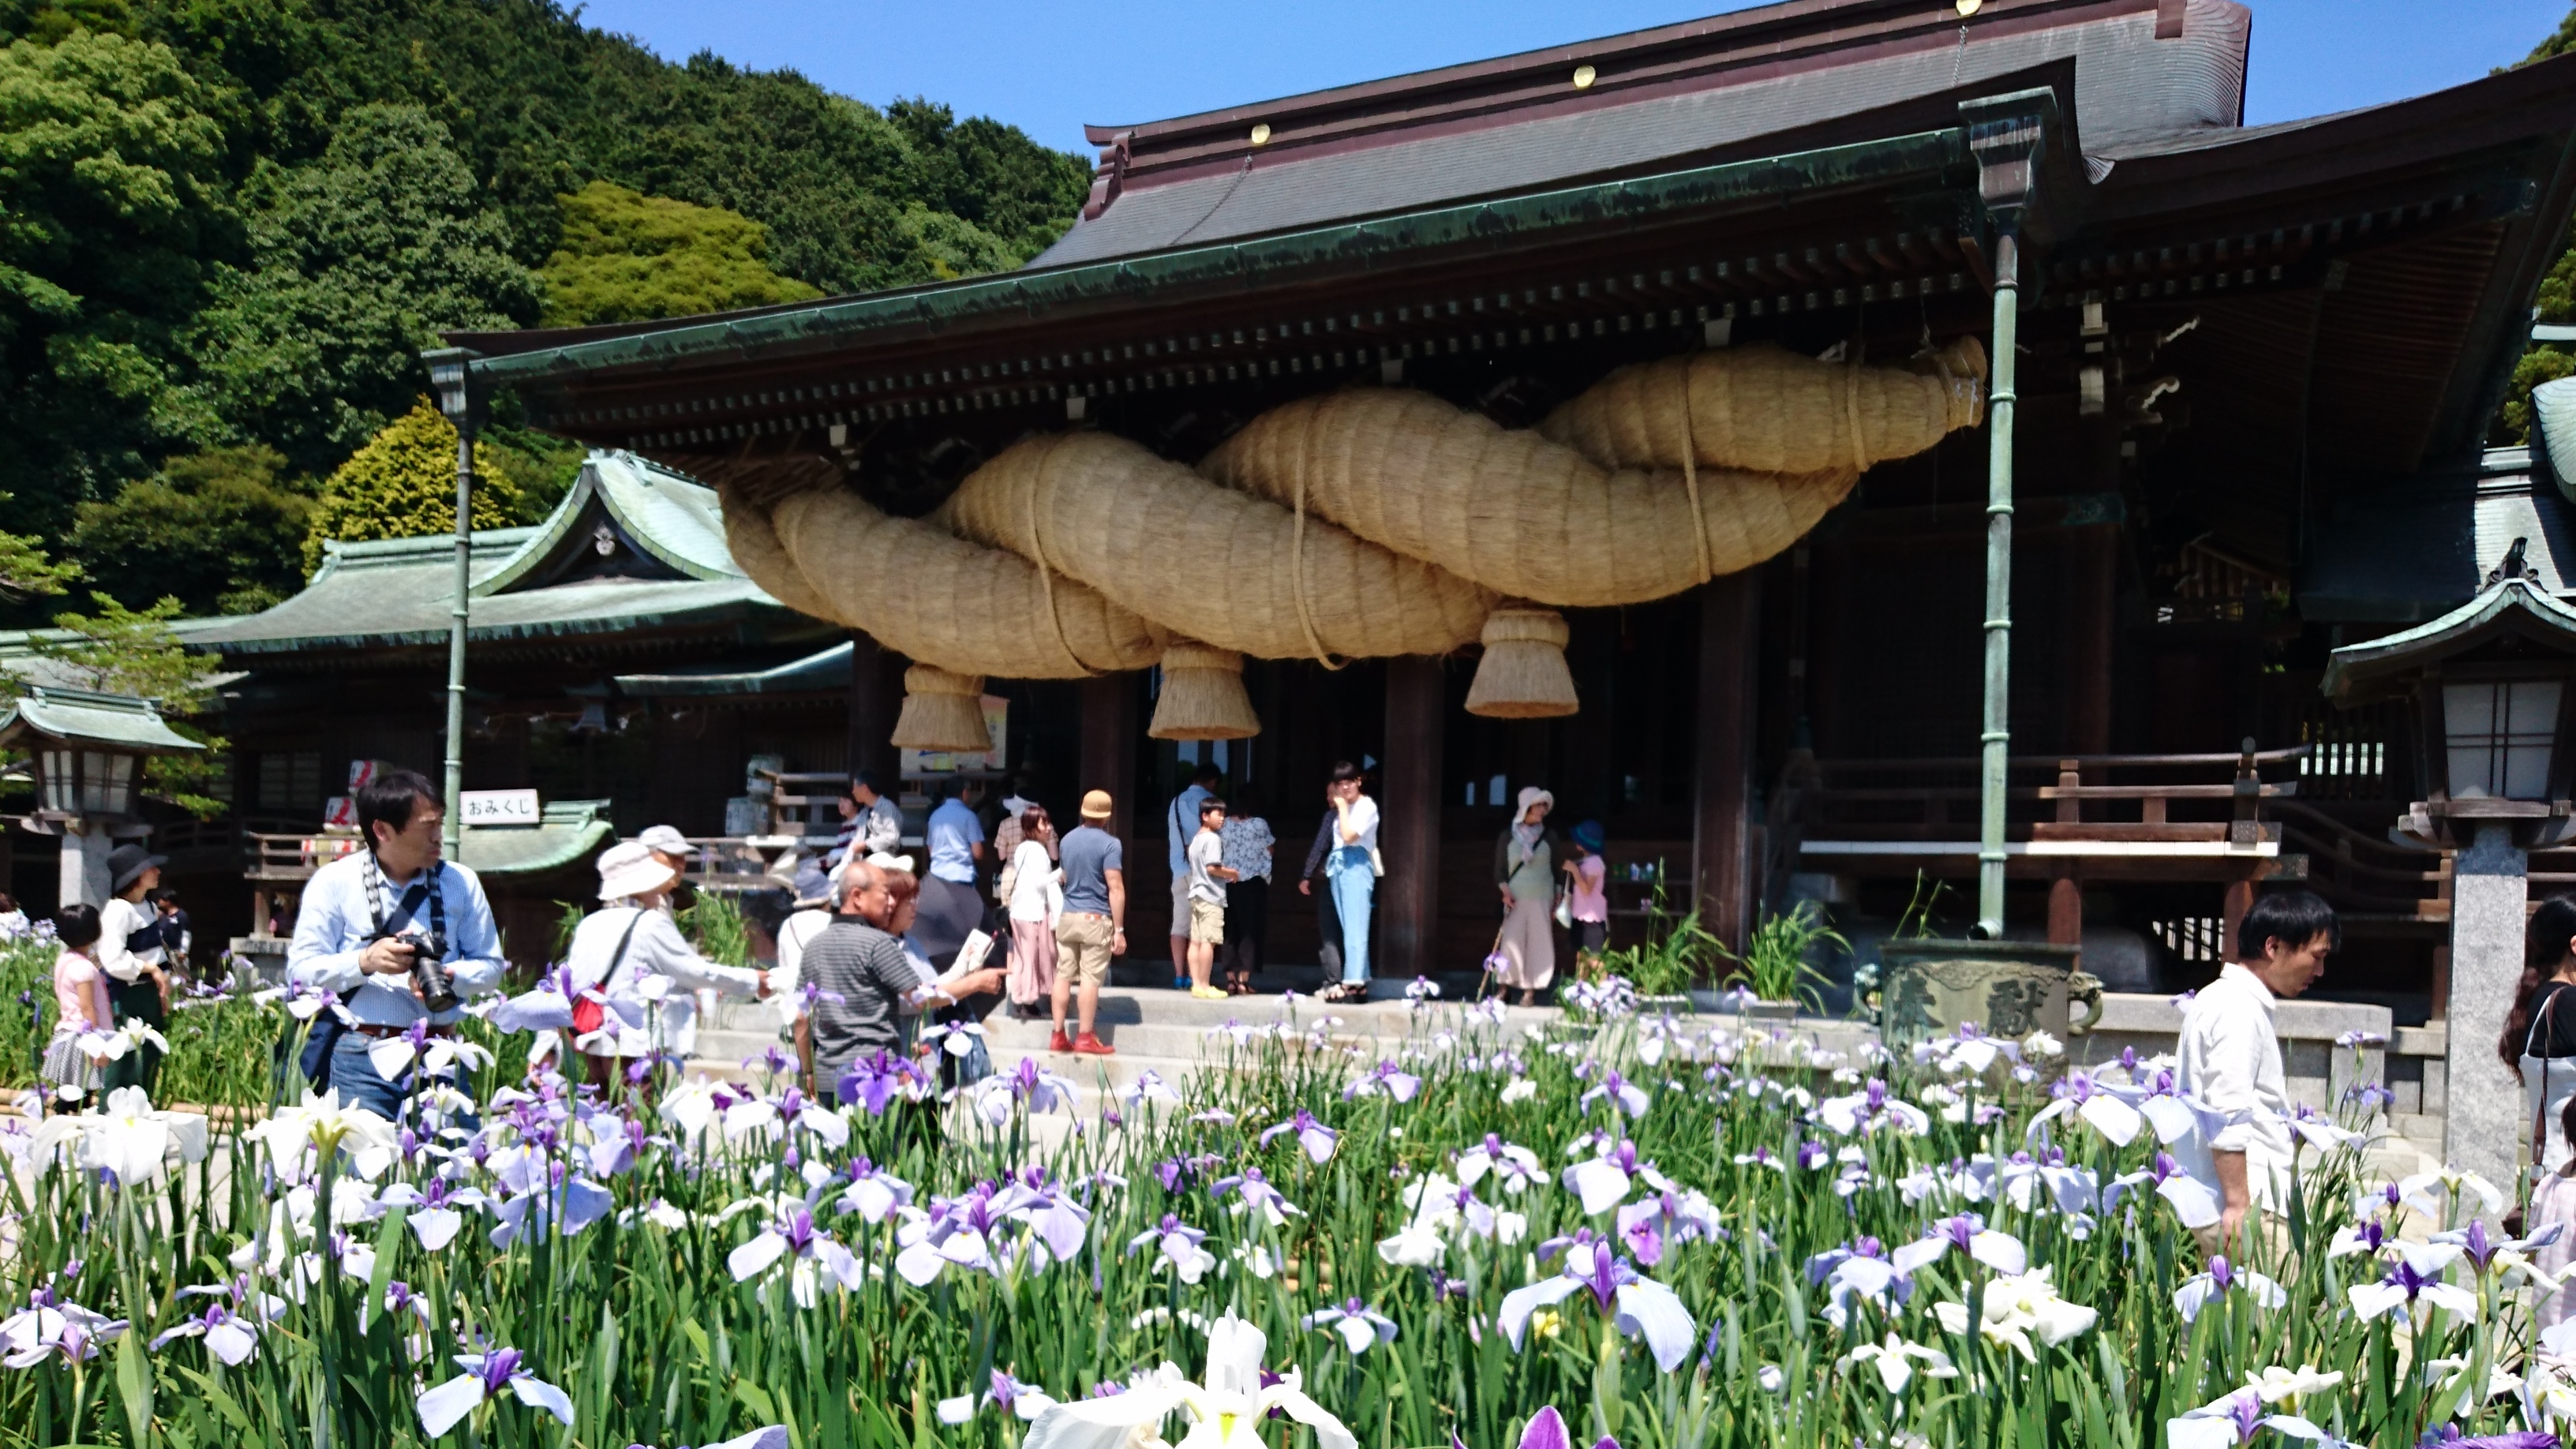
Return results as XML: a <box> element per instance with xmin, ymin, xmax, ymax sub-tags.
<box><xmin>571</xmin><ymin>0</ymin><xmax>2571</xmax><ymax>153</ymax></box>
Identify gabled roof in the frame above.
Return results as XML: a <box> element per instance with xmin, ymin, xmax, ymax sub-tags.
<box><xmin>474</xmin><ymin>451</ymin><xmax>742</xmax><ymax>594</ymax></box>
<box><xmin>1038</xmin><ymin>0</ymin><xmax>2245</xmax><ymax>268</ymax></box>
<box><xmin>181</xmin><ymin>451</ymin><xmax>797</xmax><ymax>657</ymax></box>
<box><xmin>2324</xmin><ymin>571</ymin><xmax>2576</xmax><ymax>703</ymax></box>
<box><xmin>0</xmin><ymin>687</ymin><xmax>203</xmax><ymax>754</ymax></box>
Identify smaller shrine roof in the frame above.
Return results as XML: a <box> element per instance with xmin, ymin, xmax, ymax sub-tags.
<box><xmin>181</xmin><ymin>452</ymin><xmax>796</xmax><ymax>657</ymax></box>
<box><xmin>2300</xmin><ymin>452</ymin><xmax>2576</xmax><ymax>623</ymax></box>
<box><xmin>0</xmin><ymin>687</ymin><xmax>203</xmax><ymax>754</ymax></box>
<box><xmin>615</xmin><ymin>641</ymin><xmax>852</xmax><ymax>697</ymax></box>
<box><xmin>458</xmin><ymin>798</ymin><xmax>616</xmax><ymax>878</ymax></box>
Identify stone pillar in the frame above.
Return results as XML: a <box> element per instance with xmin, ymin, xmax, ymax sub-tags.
<box><xmin>844</xmin><ymin>631</ymin><xmax>903</xmax><ymax>788</ymax></box>
<box><xmin>1694</xmin><ymin>575</ymin><xmax>1759</xmax><ymax>948</ymax></box>
<box><xmin>2447</xmin><ymin>822</ymin><xmax>2529</xmax><ymax>1199</ymax></box>
<box><xmin>1379</xmin><ymin>657</ymin><xmax>1446</xmax><ymax>980</ymax></box>
<box><xmin>1079</xmin><ymin>675</ymin><xmax>1138</xmax><ymax>844</ymax></box>
<box><xmin>58</xmin><ymin>821</ymin><xmax>111</xmax><ymax>908</ymax></box>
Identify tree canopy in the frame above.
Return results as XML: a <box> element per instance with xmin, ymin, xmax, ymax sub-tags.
<box><xmin>540</xmin><ymin>180</ymin><xmax>819</xmax><ymax>327</ymax></box>
<box><xmin>0</xmin><ymin>0</ymin><xmax>1090</xmax><ymax>623</ymax></box>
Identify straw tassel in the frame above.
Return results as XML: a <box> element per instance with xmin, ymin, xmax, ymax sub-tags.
<box><xmin>889</xmin><ymin>665</ymin><xmax>994</xmax><ymax>751</ymax></box>
<box><xmin>1149</xmin><ymin>642</ymin><xmax>1261</xmax><ymax>740</ymax></box>
<box><xmin>1466</xmin><ymin>607</ymin><xmax>1578</xmax><ymax>719</ymax></box>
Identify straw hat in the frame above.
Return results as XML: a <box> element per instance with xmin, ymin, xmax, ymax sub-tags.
<box><xmin>597</xmin><ymin>841</ymin><xmax>677</xmax><ymax>902</ymax></box>
<box><xmin>1080</xmin><ymin>789</ymin><xmax>1114</xmax><ymax>820</ymax></box>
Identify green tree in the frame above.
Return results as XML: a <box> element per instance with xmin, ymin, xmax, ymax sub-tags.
<box><xmin>539</xmin><ymin>180</ymin><xmax>821</xmax><ymax>326</ymax></box>
<box><xmin>2499</xmin><ymin>7</ymin><xmax>2576</xmax><ymax>442</ymax></box>
<box><xmin>67</xmin><ymin>443</ymin><xmax>313</xmax><ymax>614</ymax></box>
<box><xmin>182</xmin><ymin>103</ymin><xmax>541</xmax><ymax>473</ymax></box>
<box><xmin>300</xmin><ymin>398</ymin><xmax>527</xmax><ymax>571</ymax></box>
<box><xmin>18</xmin><ymin>591</ymin><xmax>227</xmax><ymax>814</ymax></box>
<box><xmin>0</xmin><ymin>501</ymin><xmax>79</xmax><ymax>601</ymax></box>
<box><xmin>0</xmin><ymin>25</ymin><xmax>233</xmax><ymax>566</ymax></box>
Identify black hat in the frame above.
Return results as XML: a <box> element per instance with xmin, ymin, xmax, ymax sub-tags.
<box><xmin>107</xmin><ymin>842</ymin><xmax>167</xmax><ymax>897</ymax></box>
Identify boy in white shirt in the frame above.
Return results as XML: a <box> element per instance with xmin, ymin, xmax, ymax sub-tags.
<box><xmin>1184</xmin><ymin>798</ymin><xmax>1237</xmax><ymax>1002</ymax></box>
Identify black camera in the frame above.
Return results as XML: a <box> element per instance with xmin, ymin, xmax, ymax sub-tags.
<box><xmin>371</xmin><ymin>930</ymin><xmax>456</xmax><ymax>1013</ymax></box>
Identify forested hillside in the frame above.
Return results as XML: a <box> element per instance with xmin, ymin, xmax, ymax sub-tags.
<box><xmin>0</xmin><ymin>0</ymin><xmax>1090</xmax><ymax>620</ymax></box>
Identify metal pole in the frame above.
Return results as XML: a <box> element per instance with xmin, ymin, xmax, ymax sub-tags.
<box><xmin>1977</xmin><ymin>227</ymin><xmax>2022</xmax><ymax>938</ymax></box>
<box><xmin>1978</xmin><ymin>225</ymin><xmax>2019</xmax><ymax>923</ymax></box>
<box><xmin>444</xmin><ymin>418</ymin><xmax>474</xmax><ymax>859</ymax></box>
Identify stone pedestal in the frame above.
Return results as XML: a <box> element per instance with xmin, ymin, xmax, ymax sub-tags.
<box><xmin>57</xmin><ymin>822</ymin><xmax>114</xmax><ymax>908</ymax></box>
<box><xmin>2447</xmin><ymin>822</ymin><xmax>2529</xmax><ymax>1198</ymax></box>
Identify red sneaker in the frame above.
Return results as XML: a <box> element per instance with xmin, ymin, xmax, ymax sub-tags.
<box><xmin>1047</xmin><ymin>1029</ymin><xmax>1074</xmax><ymax>1054</ymax></box>
<box><xmin>1073</xmin><ymin>1033</ymin><xmax>1117</xmax><ymax>1056</ymax></box>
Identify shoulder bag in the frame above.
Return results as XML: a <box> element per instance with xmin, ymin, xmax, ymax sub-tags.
<box><xmin>571</xmin><ymin>908</ymin><xmax>646</xmax><ymax>1046</ymax></box>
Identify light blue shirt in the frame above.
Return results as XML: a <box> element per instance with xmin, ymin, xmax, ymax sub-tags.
<box><xmin>1166</xmin><ymin>784</ymin><xmax>1211</xmax><ymax>874</ymax></box>
<box><xmin>927</xmin><ymin>799</ymin><xmax>985</xmax><ymax>885</ymax></box>
<box><xmin>286</xmin><ymin>850</ymin><xmax>506</xmax><ymax>1027</ymax></box>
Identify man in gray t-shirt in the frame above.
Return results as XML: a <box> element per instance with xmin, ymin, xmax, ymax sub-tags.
<box><xmin>801</xmin><ymin>865</ymin><xmax>930</xmax><ymax>1101</ymax></box>
<box><xmin>1050</xmin><ymin>791</ymin><xmax>1127</xmax><ymax>1055</ymax></box>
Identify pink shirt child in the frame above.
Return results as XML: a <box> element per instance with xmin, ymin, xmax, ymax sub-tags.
<box><xmin>52</xmin><ymin>946</ymin><xmax>111</xmax><ymax>1042</ymax></box>
<box><xmin>1569</xmin><ymin>855</ymin><xmax>1608</xmax><ymax>923</ymax></box>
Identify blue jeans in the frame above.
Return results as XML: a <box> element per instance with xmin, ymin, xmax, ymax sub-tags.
<box><xmin>1325</xmin><ymin>846</ymin><xmax>1375</xmax><ymax>986</ymax></box>
<box><xmin>328</xmin><ymin>1031</ymin><xmax>475</xmax><ymax>1127</ymax></box>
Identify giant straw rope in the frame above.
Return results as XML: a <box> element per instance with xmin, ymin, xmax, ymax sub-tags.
<box><xmin>714</xmin><ymin>337</ymin><xmax>1986</xmax><ymax>742</ymax></box>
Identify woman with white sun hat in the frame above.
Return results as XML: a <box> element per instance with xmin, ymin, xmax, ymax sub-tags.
<box><xmin>565</xmin><ymin>840</ymin><xmax>772</xmax><ymax>1085</ymax></box>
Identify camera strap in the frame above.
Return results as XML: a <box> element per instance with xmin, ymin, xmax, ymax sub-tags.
<box><xmin>363</xmin><ymin>850</ymin><xmax>445</xmax><ymax>952</ymax></box>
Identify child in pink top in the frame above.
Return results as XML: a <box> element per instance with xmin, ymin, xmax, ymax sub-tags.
<box><xmin>42</xmin><ymin>903</ymin><xmax>110</xmax><ymax>1102</ymax></box>
<box><xmin>1563</xmin><ymin>820</ymin><xmax>1611</xmax><ymax>976</ymax></box>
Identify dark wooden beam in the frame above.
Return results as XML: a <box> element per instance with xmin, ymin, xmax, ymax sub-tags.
<box><xmin>1080</xmin><ymin>675</ymin><xmax>1140</xmax><ymax>848</ymax></box>
<box><xmin>1380</xmin><ymin>657</ymin><xmax>1446</xmax><ymax>979</ymax></box>
<box><xmin>845</xmin><ymin>631</ymin><xmax>904</xmax><ymax>790</ymax></box>
<box><xmin>1695</xmin><ymin>574</ymin><xmax>1760</xmax><ymax>949</ymax></box>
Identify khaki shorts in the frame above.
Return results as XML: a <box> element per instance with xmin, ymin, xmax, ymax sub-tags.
<box><xmin>1189</xmin><ymin>898</ymin><xmax>1226</xmax><ymax>945</ymax></box>
<box><xmin>1055</xmin><ymin>913</ymin><xmax>1114</xmax><ymax>988</ymax></box>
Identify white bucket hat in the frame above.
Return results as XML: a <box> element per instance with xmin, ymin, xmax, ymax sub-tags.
<box><xmin>1516</xmin><ymin>785</ymin><xmax>1555</xmax><ymax>817</ymax></box>
<box><xmin>597</xmin><ymin>840</ymin><xmax>678</xmax><ymax>901</ymax></box>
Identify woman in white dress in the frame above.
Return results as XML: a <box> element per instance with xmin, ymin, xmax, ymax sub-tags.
<box><xmin>568</xmin><ymin>841</ymin><xmax>771</xmax><ymax>1087</ymax></box>
<box><xmin>1492</xmin><ymin>787</ymin><xmax>1563</xmax><ymax>1005</ymax></box>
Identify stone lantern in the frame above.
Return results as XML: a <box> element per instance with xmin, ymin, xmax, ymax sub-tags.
<box><xmin>0</xmin><ymin>687</ymin><xmax>204</xmax><ymax>907</ymax></box>
<box><xmin>2323</xmin><ymin>541</ymin><xmax>2576</xmax><ymax>1193</ymax></box>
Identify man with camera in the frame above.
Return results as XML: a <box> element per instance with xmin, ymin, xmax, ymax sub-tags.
<box><xmin>286</xmin><ymin>767</ymin><xmax>505</xmax><ymax>1121</ymax></box>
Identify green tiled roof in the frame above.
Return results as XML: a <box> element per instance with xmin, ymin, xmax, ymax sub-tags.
<box><xmin>178</xmin><ymin>451</ymin><xmax>795</xmax><ymax>656</ymax></box>
<box><xmin>615</xmin><ymin>640</ymin><xmax>851</xmax><ymax>696</ymax></box>
<box><xmin>460</xmin><ymin>798</ymin><xmax>616</xmax><ymax>878</ymax></box>
<box><xmin>0</xmin><ymin>687</ymin><xmax>204</xmax><ymax>753</ymax></box>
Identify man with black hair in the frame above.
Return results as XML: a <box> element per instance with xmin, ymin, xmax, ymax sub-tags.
<box><xmin>2177</xmin><ymin>888</ymin><xmax>2340</xmax><ymax>1258</ymax></box>
<box><xmin>834</xmin><ymin>769</ymin><xmax>902</xmax><ymax>867</ymax></box>
<box><xmin>286</xmin><ymin>767</ymin><xmax>504</xmax><ymax>1121</ymax></box>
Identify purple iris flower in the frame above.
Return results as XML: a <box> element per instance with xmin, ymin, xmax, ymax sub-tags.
<box><xmin>1259</xmin><ymin>1110</ymin><xmax>1340</xmax><ymax>1163</ymax></box>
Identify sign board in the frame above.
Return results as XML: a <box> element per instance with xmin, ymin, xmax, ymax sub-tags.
<box><xmin>323</xmin><ymin>796</ymin><xmax>356</xmax><ymax>829</ymax></box>
<box><xmin>460</xmin><ymin>788</ymin><xmax>541</xmax><ymax>826</ymax></box>
<box><xmin>900</xmin><ymin>695</ymin><xmax>1010</xmax><ymax>778</ymax></box>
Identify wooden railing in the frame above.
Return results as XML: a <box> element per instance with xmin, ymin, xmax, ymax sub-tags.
<box><xmin>1803</xmin><ymin>743</ymin><xmax>2305</xmax><ymax>843</ymax></box>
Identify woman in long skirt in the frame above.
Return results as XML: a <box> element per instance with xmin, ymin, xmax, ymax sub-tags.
<box><xmin>1493</xmin><ymin>787</ymin><xmax>1563</xmax><ymax>1005</ymax></box>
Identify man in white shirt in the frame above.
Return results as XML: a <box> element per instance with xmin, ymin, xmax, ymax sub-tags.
<box><xmin>286</xmin><ymin>768</ymin><xmax>506</xmax><ymax>1121</ymax></box>
<box><xmin>833</xmin><ymin>770</ymin><xmax>902</xmax><ymax>867</ymax></box>
<box><xmin>1165</xmin><ymin>762</ymin><xmax>1220</xmax><ymax>990</ymax></box>
<box><xmin>2176</xmin><ymin>889</ymin><xmax>2338</xmax><ymax>1258</ymax></box>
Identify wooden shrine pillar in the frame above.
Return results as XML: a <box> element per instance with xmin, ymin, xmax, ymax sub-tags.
<box><xmin>1380</xmin><ymin>657</ymin><xmax>1445</xmax><ymax>979</ymax></box>
<box><xmin>1695</xmin><ymin>574</ymin><xmax>1760</xmax><ymax>949</ymax></box>
<box><xmin>1080</xmin><ymin>675</ymin><xmax>1139</xmax><ymax>845</ymax></box>
<box><xmin>844</xmin><ymin>631</ymin><xmax>904</xmax><ymax>788</ymax></box>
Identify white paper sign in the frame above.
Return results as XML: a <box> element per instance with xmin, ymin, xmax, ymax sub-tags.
<box><xmin>460</xmin><ymin>788</ymin><xmax>541</xmax><ymax>826</ymax></box>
